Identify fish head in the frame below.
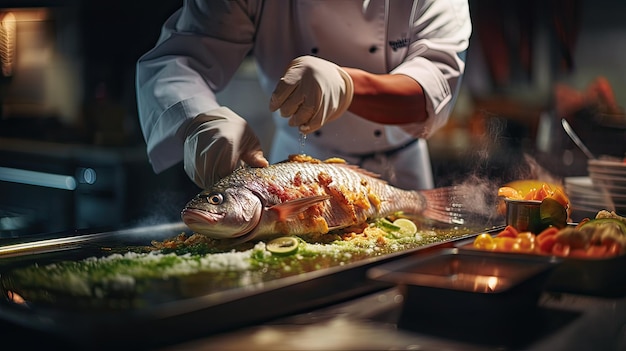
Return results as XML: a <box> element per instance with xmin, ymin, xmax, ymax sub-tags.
<box><xmin>181</xmin><ymin>187</ymin><xmax>262</xmax><ymax>239</ymax></box>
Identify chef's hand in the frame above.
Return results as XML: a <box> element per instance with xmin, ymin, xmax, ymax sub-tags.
<box><xmin>270</xmin><ymin>56</ymin><xmax>354</xmax><ymax>133</ymax></box>
<box><xmin>179</xmin><ymin>107</ymin><xmax>269</xmax><ymax>189</ymax></box>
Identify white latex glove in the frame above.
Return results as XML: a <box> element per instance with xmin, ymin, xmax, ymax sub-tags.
<box><xmin>269</xmin><ymin>56</ymin><xmax>354</xmax><ymax>133</ymax></box>
<box><xmin>179</xmin><ymin>107</ymin><xmax>269</xmax><ymax>189</ymax></box>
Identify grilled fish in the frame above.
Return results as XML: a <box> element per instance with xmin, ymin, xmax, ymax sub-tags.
<box><xmin>181</xmin><ymin>155</ymin><xmax>466</xmax><ymax>242</ymax></box>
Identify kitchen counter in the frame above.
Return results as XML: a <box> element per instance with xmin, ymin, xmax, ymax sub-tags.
<box><xmin>161</xmin><ymin>288</ymin><xmax>626</xmax><ymax>351</ymax></box>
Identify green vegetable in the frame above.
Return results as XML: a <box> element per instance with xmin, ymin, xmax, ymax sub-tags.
<box><xmin>375</xmin><ymin>218</ymin><xmax>401</xmax><ymax>233</ymax></box>
<box><xmin>540</xmin><ymin>198</ymin><xmax>568</xmax><ymax>229</ymax></box>
<box><xmin>266</xmin><ymin>237</ymin><xmax>300</xmax><ymax>256</ymax></box>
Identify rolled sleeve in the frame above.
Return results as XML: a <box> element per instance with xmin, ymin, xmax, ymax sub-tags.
<box><xmin>391</xmin><ymin>0</ymin><xmax>471</xmax><ymax>138</ymax></box>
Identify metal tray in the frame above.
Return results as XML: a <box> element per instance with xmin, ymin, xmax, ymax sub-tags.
<box><xmin>0</xmin><ymin>222</ymin><xmax>495</xmax><ymax>349</ymax></box>
<box><xmin>367</xmin><ymin>248</ymin><xmax>560</xmax><ymax>347</ymax></box>
<box><xmin>454</xmin><ymin>237</ymin><xmax>626</xmax><ymax>298</ymax></box>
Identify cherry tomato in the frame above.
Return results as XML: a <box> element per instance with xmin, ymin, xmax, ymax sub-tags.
<box><xmin>494</xmin><ymin>237</ymin><xmax>517</xmax><ymax>252</ymax></box>
<box><xmin>515</xmin><ymin>232</ymin><xmax>536</xmax><ymax>252</ymax></box>
<box><xmin>537</xmin><ymin>235</ymin><xmax>557</xmax><ymax>254</ymax></box>
<box><xmin>607</xmin><ymin>242</ymin><xmax>622</xmax><ymax>257</ymax></box>
<box><xmin>552</xmin><ymin>242</ymin><xmax>571</xmax><ymax>257</ymax></box>
<box><xmin>585</xmin><ymin>245</ymin><xmax>608</xmax><ymax>258</ymax></box>
<box><xmin>473</xmin><ymin>233</ymin><xmax>496</xmax><ymax>250</ymax></box>
<box><xmin>569</xmin><ymin>248</ymin><xmax>589</xmax><ymax>258</ymax></box>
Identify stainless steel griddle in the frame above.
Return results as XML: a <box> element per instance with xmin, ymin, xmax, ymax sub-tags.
<box><xmin>0</xmin><ymin>222</ymin><xmax>494</xmax><ymax>350</ymax></box>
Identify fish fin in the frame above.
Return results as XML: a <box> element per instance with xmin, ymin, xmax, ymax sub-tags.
<box><xmin>269</xmin><ymin>195</ymin><xmax>331</xmax><ymax>221</ymax></box>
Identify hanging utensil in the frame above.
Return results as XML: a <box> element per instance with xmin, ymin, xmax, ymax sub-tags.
<box><xmin>561</xmin><ymin>118</ymin><xmax>596</xmax><ymax>160</ymax></box>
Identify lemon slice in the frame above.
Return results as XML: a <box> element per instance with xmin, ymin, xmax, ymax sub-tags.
<box><xmin>266</xmin><ymin>237</ymin><xmax>299</xmax><ymax>256</ymax></box>
<box><xmin>392</xmin><ymin>218</ymin><xmax>418</xmax><ymax>237</ymax></box>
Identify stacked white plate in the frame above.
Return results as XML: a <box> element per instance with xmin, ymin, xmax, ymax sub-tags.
<box><xmin>587</xmin><ymin>158</ymin><xmax>626</xmax><ymax>215</ymax></box>
<box><xmin>564</xmin><ymin>176</ymin><xmax>615</xmax><ymax>220</ymax></box>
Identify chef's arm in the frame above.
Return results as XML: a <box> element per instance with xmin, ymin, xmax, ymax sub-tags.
<box><xmin>342</xmin><ymin>67</ymin><xmax>427</xmax><ymax>125</ymax></box>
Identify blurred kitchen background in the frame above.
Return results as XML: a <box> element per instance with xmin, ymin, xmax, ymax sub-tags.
<box><xmin>0</xmin><ymin>0</ymin><xmax>625</xmax><ymax>237</ymax></box>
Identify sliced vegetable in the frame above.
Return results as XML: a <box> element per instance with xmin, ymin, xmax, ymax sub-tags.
<box><xmin>496</xmin><ymin>225</ymin><xmax>519</xmax><ymax>239</ymax></box>
<box><xmin>376</xmin><ymin>218</ymin><xmax>401</xmax><ymax>233</ymax></box>
<box><xmin>539</xmin><ymin>198</ymin><xmax>568</xmax><ymax>229</ymax></box>
<box><xmin>267</xmin><ymin>236</ymin><xmax>300</xmax><ymax>256</ymax></box>
<box><xmin>392</xmin><ymin>218</ymin><xmax>418</xmax><ymax>237</ymax></box>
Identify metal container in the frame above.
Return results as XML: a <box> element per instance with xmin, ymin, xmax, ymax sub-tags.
<box><xmin>454</xmin><ymin>236</ymin><xmax>626</xmax><ymax>298</ymax></box>
<box><xmin>505</xmin><ymin>198</ymin><xmax>543</xmax><ymax>232</ymax></box>
<box><xmin>367</xmin><ymin>248</ymin><xmax>559</xmax><ymax>346</ymax></box>
<box><xmin>0</xmin><ymin>222</ymin><xmax>492</xmax><ymax>349</ymax></box>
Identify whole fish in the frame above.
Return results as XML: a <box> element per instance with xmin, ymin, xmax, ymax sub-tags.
<box><xmin>181</xmin><ymin>155</ymin><xmax>466</xmax><ymax>242</ymax></box>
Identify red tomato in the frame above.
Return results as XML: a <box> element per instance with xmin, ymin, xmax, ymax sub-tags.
<box><xmin>536</xmin><ymin>227</ymin><xmax>558</xmax><ymax>244</ymax></box>
<box><xmin>585</xmin><ymin>245</ymin><xmax>608</xmax><ymax>258</ymax></box>
<box><xmin>496</xmin><ymin>225</ymin><xmax>519</xmax><ymax>239</ymax></box>
<box><xmin>569</xmin><ymin>248</ymin><xmax>589</xmax><ymax>258</ymax></box>
<box><xmin>552</xmin><ymin>242</ymin><xmax>571</xmax><ymax>257</ymax></box>
<box><xmin>607</xmin><ymin>243</ymin><xmax>622</xmax><ymax>257</ymax></box>
<box><xmin>537</xmin><ymin>235</ymin><xmax>557</xmax><ymax>254</ymax></box>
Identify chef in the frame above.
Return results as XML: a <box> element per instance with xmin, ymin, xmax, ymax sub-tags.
<box><xmin>136</xmin><ymin>0</ymin><xmax>472</xmax><ymax>191</ymax></box>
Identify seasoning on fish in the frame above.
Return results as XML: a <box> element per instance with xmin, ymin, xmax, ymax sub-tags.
<box><xmin>181</xmin><ymin>154</ymin><xmax>467</xmax><ymax>243</ymax></box>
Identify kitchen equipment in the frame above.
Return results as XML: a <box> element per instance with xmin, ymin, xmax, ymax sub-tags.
<box><xmin>455</xmin><ymin>231</ymin><xmax>626</xmax><ymax>298</ymax></box>
<box><xmin>0</xmin><ymin>221</ymin><xmax>496</xmax><ymax>349</ymax></box>
<box><xmin>505</xmin><ymin>198</ymin><xmax>542</xmax><ymax>232</ymax></box>
<box><xmin>367</xmin><ymin>248</ymin><xmax>559</xmax><ymax>346</ymax></box>
<box><xmin>561</xmin><ymin>118</ymin><xmax>596</xmax><ymax>160</ymax></box>
<box><xmin>588</xmin><ymin>158</ymin><xmax>626</xmax><ymax>214</ymax></box>
<box><xmin>564</xmin><ymin>176</ymin><xmax>615</xmax><ymax>220</ymax></box>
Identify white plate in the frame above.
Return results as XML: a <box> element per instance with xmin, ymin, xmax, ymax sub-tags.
<box><xmin>588</xmin><ymin>158</ymin><xmax>626</xmax><ymax>169</ymax></box>
<box><xmin>587</xmin><ymin>166</ymin><xmax>626</xmax><ymax>176</ymax></box>
<box><xmin>565</xmin><ymin>176</ymin><xmax>596</xmax><ymax>188</ymax></box>
<box><xmin>590</xmin><ymin>174</ymin><xmax>626</xmax><ymax>189</ymax></box>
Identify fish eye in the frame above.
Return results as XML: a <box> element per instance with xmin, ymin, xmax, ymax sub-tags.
<box><xmin>205</xmin><ymin>192</ymin><xmax>224</xmax><ymax>205</ymax></box>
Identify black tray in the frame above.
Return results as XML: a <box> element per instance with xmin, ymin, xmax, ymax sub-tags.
<box><xmin>0</xmin><ymin>222</ymin><xmax>495</xmax><ymax>350</ymax></box>
<box><xmin>454</xmin><ymin>236</ymin><xmax>626</xmax><ymax>298</ymax></box>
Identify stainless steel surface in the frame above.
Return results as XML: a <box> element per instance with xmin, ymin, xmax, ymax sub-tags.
<box><xmin>505</xmin><ymin>198</ymin><xmax>542</xmax><ymax>232</ymax></box>
<box><xmin>368</xmin><ymin>249</ymin><xmax>559</xmax><ymax>347</ymax></box>
<box><xmin>0</xmin><ymin>222</ymin><xmax>491</xmax><ymax>349</ymax></box>
<box><xmin>159</xmin><ymin>288</ymin><xmax>626</xmax><ymax>351</ymax></box>
<box><xmin>561</xmin><ymin>118</ymin><xmax>596</xmax><ymax>160</ymax></box>
<box><xmin>368</xmin><ymin>248</ymin><xmax>557</xmax><ymax>293</ymax></box>
<box><xmin>454</xmin><ymin>236</ymin><xmax>626</xmax><ymax>298</ymax></box>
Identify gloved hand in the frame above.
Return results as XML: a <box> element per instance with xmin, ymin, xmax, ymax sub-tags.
<box><xmin>179</xmin><ymin>107</ymin><xmax>269</xmax><ymax>189</ymax></box>
<box><xmin>270</xmin><ymin>56</ymin><xmax>354</xmax><ymax>133</ymax></box>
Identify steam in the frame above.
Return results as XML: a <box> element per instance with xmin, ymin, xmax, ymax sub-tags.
<box><xmin>125</xmin><ymin>189</ymin><xmax>195</xmax><ymax>239</ymax></box>
<box><xmin>442</xmin><ymin>114</ymin><xmax>566</xmax><ymax>226</ymax></box>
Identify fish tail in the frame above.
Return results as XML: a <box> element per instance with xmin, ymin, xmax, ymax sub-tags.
<box><xmin>415</xmin><ymin>186</ymin><xmax>468</xmax><ymax>225</ymax></box>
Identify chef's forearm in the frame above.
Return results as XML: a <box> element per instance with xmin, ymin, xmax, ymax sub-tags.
<box><xmin>342</xmin><ymin>67</ymin><xmax>428</xmax><ymax>125</ymax></box>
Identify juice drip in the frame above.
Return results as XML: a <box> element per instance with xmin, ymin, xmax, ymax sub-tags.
<box><xmin>299</xmin><ymin>132</ymin><xmax>307</xmax><ymax>155</ymax></box>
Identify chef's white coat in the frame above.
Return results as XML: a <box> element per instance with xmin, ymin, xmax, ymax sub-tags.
<box><xmin>136</xmin><ymin>0</ymin><xmax>471</xmax><ymax>190</ymax></box>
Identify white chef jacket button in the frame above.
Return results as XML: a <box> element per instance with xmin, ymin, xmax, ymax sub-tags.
<box><xmin>311</xmin><ymin>47</ymin><xmax>319</xmax><ymax>54</ymax></box>
<box><xmin>369</xmin><ymin>45</ymin><xmax>377</xmax><ymax>53</ymax></box>
<box><xmin>374</xmin><ymin>129</ymin><xmax>382</xmax><ymax>137</ymax></box>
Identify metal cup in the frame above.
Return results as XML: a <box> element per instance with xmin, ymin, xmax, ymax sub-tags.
<box><xmin>505</xmin><ymin>199</ymin><xmax>542</xmax><ymax>233</ymax></box>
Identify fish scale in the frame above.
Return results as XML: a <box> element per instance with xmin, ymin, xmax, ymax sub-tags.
<box><xmin>181</xmin><ymin>156</ymin><xmax>466</xmax><ymax>242</ymax></box>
